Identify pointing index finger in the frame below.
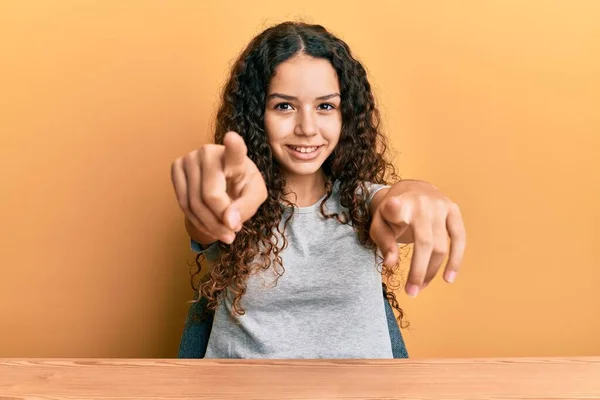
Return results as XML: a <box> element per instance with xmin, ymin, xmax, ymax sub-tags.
<box><xmin>369</xmin><ymin>209</ymin><xmax>400</xmax><ymax>268</ymax></box>
<box><xmin>223</xmin><ymin>131</ymin><xmax>248</xmax><ymax>179</ymax></box>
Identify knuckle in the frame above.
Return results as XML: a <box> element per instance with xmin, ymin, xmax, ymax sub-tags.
<box><xmin>171</xmin><ymin>157</ymin><xmax>182</xmax><ymax>170</ymax></box>
<box><xmin>432</xmin><ymin>244</ymin><xmax>448</xmax><ymax>256</ymax></box>
<box><xmin>450</xmin><ymin>201</ymin><xmax>461</xmax><ymax>214</ymax></box>
<box><xmin>435</xmin><ymin>198</ymin><xmax>449</xmax><ymax>211</ymax></box>
<box><xmin>189</xmin><ymin>148</ymin><xmax>201</xmax><ymax>158</ymax></box>
<box><xmin>198</xmin><ymin>144</ymin><xmax>216</xmax><ymax>161</ymax></box>
<box><xmin>182</xmin><ymin>152</ymin><xmax>195</xmax><ymax>169</ymax></box>
<box><xmin>188</xmin><ymin>218</ymin><xmax>204</xmax><ymax>232</ymax></box>
<box><xmin>188</xmin><ymin>197</ymin><xmax>202</xmax><ymax>215</ymax></box>
<box><xmin>455</xmin><ymin>239</ymin><xmax>467</xmax><ymax>252</ymax></box>
<box><xmin>177</xmin><ymin>197</ymin><xmax>189</xmax><ymax>211</ymax></box>
<box><xmin>171</xmin><ymin>158</ymin><xmax>183</xmax><ymax>178</ymax></box>
<box><xmin>202</xmin><ymin>191</ymin><xmax>224</xmax><ymax>206</ymax></box>
<box><xmin>382</xmin><ymin>198</ymin><xmax>399</xmax><ymax>215</ymax></box>
<box><xmin>417</xmin><ymin>194</ymin><xmax>431</xmax><ymax>207</ymax></box>
<box><xmin>415</xmin><ymin>236</ymin><xmax>433</xmax><ymax>248</ymax></box>
<box><xmin>414</xmin><ymin>197</ymin><xmax>433</xmax><ymax>218</ymax></box>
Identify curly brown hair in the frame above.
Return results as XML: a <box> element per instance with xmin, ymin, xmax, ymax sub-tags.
<box><xmin>191</xmin><ymin>21</ymin><xmax>408</xmax><ymax>328</ymax></box>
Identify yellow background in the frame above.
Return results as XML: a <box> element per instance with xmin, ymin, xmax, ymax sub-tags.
<box><xmin>1</xmin><ymin>1</ymin><xmax>598</xmax><ymax>358</ymax></box>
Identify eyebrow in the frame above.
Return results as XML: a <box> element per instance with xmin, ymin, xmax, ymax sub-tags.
<box><xmin>266</xmin><ymin>93</ymin><xmax>341</xmax><ymax>101</ymax></box>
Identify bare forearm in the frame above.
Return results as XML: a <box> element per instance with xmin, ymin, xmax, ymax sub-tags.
<box><xmin>184</xmin><ymin>217</ymin><xmax>217</xmax><ymax>249</ymax></box>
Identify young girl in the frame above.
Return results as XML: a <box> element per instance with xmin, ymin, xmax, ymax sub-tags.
<box><xmin>170</xmin><ymin>21</ymin><xmax>466</xmax><ymax>359</ymax></box>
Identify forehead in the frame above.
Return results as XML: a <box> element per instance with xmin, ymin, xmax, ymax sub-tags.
<box><xmin>268</xmin><ymin>55</ymin><xmax>340</xmax><ymax>94</ymax></box>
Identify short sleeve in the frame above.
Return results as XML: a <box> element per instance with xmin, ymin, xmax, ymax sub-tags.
<box><xmin>364</xmin><ymin>182</ymin><xmax>390</xmax><ymax>207</ymax></box>
<box><xmin>190</xmin><ymin>239</ymin><xmax>220</xmax><ymax>261</ymax></box>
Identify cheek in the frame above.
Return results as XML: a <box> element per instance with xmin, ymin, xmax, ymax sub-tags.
<box><xmin>264</xmin><ymin>112</ymin><xmax>294</xmax><ymax>144</ymax></box>
<box><xmin>322</xmin><ymin>115</ymin><xmax>342</xmax><ymax>144</ymax></box>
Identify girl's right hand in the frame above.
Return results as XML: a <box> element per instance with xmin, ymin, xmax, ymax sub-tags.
<box><xmin>170</xmin><ymin>131</ymin><xmax>268</xmax><ymax>244</ymax></box>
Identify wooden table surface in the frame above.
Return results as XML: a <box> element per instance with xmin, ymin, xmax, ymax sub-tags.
<box><xmin>1</xmin><ymin>357</ymin><xmax>599</xmax><ymax>399</ymax></box>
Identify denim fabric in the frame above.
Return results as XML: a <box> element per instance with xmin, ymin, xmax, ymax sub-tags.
<box><xmin>383</xmin><ymin>293</ymin><xmax>409</xmax><ymax>358</ymax></box>
<box><xmin>177</xmin><ymin>288</ymin><xmax>408</xmax><ymax>359</ymax></box>
<box><xmin>177</xmin><ymin>296</ymin><xmax>214</xmax><ymax>359</ymax></box>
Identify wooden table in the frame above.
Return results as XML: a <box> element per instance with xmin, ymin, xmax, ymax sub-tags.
<box><xmin>1</xmin><ymin>357</ymin><xmax>599</xmax><ymax>399</ymax></box>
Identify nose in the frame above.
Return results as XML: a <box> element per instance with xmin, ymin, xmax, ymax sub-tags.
<box><xmin>294</xmin><ymin>109</ymin><xmax>318</xmax><ymax>137</ymax></box>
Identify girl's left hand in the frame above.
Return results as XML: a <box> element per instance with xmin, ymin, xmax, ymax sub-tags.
<box><xmin>369</xmin><ymin>180</ymin><xmax>467</xmax><ymax>297</ymax></box>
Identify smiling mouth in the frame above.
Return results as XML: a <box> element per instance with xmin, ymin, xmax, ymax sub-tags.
<box><xmin>286</xmin><ymin>145</ymin><xmax>323</xmax><ymax>154</ymax></box>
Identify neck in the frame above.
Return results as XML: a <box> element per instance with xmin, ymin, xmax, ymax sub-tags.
<box><xmin>283</xmin><ymin>169</ymin><xmax>327</xmax><ymax>207</ymax></box>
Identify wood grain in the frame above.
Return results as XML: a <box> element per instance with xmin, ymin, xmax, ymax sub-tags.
<box><xmin>1</xmin><ymin>357</ymin><xmax>599</xmax><ymax>399</ymax></box>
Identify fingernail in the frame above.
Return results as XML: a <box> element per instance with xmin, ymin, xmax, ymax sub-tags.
<box><xmin>406</xmin><ymin>284</ymin><xmax>420</xmax><ymax>297</ymax></box>
<box><xmin>223</xmin><ymin>233</ymin><xmax>235</xmax><ymax>244</ymax></box>
<box><xmin>227</xmin><ymin>210</ymin><xmax>240</xmax><ymax>230</ymax></box>
<box><xmin>446</xmin><ymin>271</ymin><xmax>457</xmax><ymax>283</ymax></box>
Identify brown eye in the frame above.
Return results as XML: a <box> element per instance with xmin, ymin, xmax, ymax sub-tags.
<box><xmin>275</xmin><ymin>103</ymin><xmax>293</xmax><ymax>111</ymax></box>
<box><xmin>318</xmin><ymin>103</ymin><xmax>335</xmax><ymax>111</ymax></box>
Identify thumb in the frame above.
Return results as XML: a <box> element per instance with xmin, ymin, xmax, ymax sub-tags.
<box><xmin>223</xmin><ymin>131</ymin><xmax>248</xmax><ymax>179</ymax></box>
<box><xmin>221</xmin><ymin>173</ymin><xmax>268</xmax><ymax>231</ymax></box>
<box><xmin>379</xmin><ymin>196</ymin><xmax>411</xmax><ymax>229</ymax></box>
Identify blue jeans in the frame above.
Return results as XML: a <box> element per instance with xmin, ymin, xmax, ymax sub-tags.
<box><xmin>177</xmin><ymin>287</ymin><xmax>409</xmax><ymax>359</ymax></box>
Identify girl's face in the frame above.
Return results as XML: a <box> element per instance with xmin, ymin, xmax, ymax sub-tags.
<box><xmin>264</xmin><ymin>54</ymin><xmax>342</xmax><ymax>181</ymax></box>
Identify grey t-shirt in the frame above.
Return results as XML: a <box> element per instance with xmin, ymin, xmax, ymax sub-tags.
<box><xmin>193</xmin><ymin>181</ymin><xmax>393</xmax><ymax>359</ymax></box>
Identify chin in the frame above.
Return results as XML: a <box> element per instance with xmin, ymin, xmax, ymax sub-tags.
<box><xmin>285</xmin><ymin>165</ymin><xmax>323</xmax><ymax>176</ymax></box>
<box><xmin>279</xmin><ymin>160</ymin><xmax>324</xmax><ymax>177</ymax></box>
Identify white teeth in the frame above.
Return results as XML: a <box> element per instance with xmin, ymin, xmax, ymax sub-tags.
<box><xmin>291</xmin><ymin>146</ymin><xmax>318</xmax><ymax>153</ymax></box>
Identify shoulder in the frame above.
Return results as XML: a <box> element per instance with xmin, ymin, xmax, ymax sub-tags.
<box><xmin>332</xmin><ymin>180</ymin><xmax>390</xmax><ymax>212</ymax></box>
<box><xmin>352</xmin><ymin>181</ymin><xmax>391</xmax><ymax>205</ymax></box>
<box><xmin>333</xmin><ymin>180</ymin><xmax>390</xmax><ymax>195</ymax></box>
